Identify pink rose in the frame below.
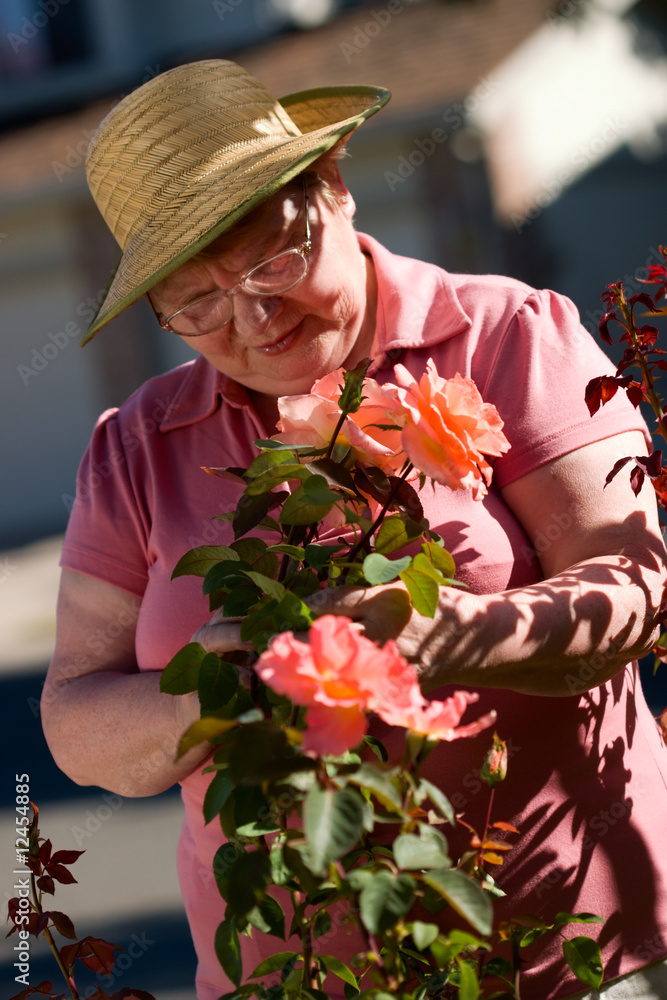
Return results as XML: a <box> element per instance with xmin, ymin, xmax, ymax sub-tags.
<box><xmin>393</xmin><ymin>361</ymin><xmax>510</xmax><ymax>499</ymax></box>
<box><xmin>274</xmin><ymin>369</ymin><xmax>406</xmax><ymax>473</ymax></box>
<box><xmin>255</xmin><ymin>616</ymin><xmax>495</xmax><ymax>755</ymax></box>
<box><xmin>254</xmin><ymin>615</ymin><xmax>401</xmax><ymax>755</ymax></box>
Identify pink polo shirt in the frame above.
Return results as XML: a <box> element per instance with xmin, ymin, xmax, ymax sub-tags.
<box><xmin>61</xmin><ymin>235</ymin><xmax>667</xmax><ymax>1000</ymax></box>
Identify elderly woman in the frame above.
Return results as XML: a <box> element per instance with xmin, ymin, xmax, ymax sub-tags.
<box><xmin>41</xmin><ymin>60</ymin><xmax>667</xmax><ymax>1000</ymax></box>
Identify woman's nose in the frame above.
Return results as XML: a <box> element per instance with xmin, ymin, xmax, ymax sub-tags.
<box><xmin>231</xmin><ymin>292</ymin><xmax>284</xmax><ymax>336</ymax></box>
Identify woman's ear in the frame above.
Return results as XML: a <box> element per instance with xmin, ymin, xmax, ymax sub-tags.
<box><xmin>329</xmin><ymin>165</ymin><xmax>355</xmax><ymax>217</ymax></box>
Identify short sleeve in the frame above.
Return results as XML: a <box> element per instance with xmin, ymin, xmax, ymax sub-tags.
<box><xmin>479</xmin><ymin>288</ymin><xmax>652</xmax><ymax>488</ymax></box>
<box><xmin>60</xmin><ymin>409</ymin><xmax>151</xmax><ymax>597</ymax></box>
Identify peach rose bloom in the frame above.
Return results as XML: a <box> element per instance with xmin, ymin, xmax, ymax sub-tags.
<box><xmin>393</xmin><ymin>361</ymin><xmax>510</xmax><ymax>499</ymax></box>
<box><xmin>255</xmin><ymin>616</ymin><xmax>495</xmax><ymax>755</ymax></box>
<box><xmin>273</xmin><ymin>369</ymin><xmax>406</xmax><ymax>473</ymax></box>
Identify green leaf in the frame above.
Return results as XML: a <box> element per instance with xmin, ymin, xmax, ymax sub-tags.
<box><xmin>359</xmin><ymin>870</ymin><xmax>415</xmax><ymax>935</ymax></box>
<box><xmin>375</xmin><ymin>515</ymin><xmax>423</xmax><ymax>555</ymax></box>
<box><xmin>410</xmin><ymin>921</ymin><xmax>439</xmax><ymax>951</ymax></box>
<box><xmin>282</xmin><ymin>843</ymin><xmax>324</xmax><ymax>894</ymax></box>
<box><xmin>554</xmin><ymin>911</ymin><xmax>605</xmax><ymax>927</ymax></box>
<box><xmin>249</xmin><ymin>951</ymin><xmax>298</xmax><ymax>979</ymax></box>
<box><xmin>232</xmin><ymin>537</ymin><xmax>280</xmax><ymax>577</ymax></box>
<box><xmin>362</xmin><ymin>552</ymin><xmax>412</xmax><ymax>585</ymax></box>
<box><xmin>247</xmin><ymin>893</ymin><xmax>285</xmax><ymax>939</ymax></box>
<box><xmin>304</xmin><ymin>542</ymin><xmax>345</xmax><ymax>571</ymax></box>
<box><xmin>171</xmin><ymin>545</ymin><xmax>237</xmax><ymax>579</ymax></box>
<box><xmin>456</xmin><ymin>958</ymin><xmax>479</xmax><ymax>1000</ymax></box>
<box><xmin>242</xmin><ymin>571</ymin><xmax>286</xmax><ymax>601</ymax></box>
<box><xmin>421</xmin><ymin>869</ymin><xmax>492</xmax><ymax>936</ymax></box>
<box><xmin>216</xmin><ymin>988</ymin><xmax>256</xmax><ymax>1000</ymax></box>
<box><xmin>216</xmin><ymin>849</ymin><xmax>271</xmax><ymax>918</ymax></box>
<box><xmin>255</xmin><ymin>437</ymin><xmax>317</xmax><ymax>452</ymax></box>
<box><xmin>345</xmin><ymin>763</ymin><xmax>402</xmax><ymax>812</ymax></box>
<box><xmin>562</xmin><ymin>936</ymin><xmax>603</xmax><ymax>989</ymax></box>
<box><xmin>160</xmin><ymin>642</ymin><xmax>208</xmax><ymax>694</ymax></box>
<box><xmin>176</xmin><ymin>717</ymin><xmax>238</xmax><ymax>758</ymax></box>
<box><xmin>203</xmin><ymin>768</ymin><xmax>234</xmax><ymax>825</ymax></box>
<box><xmin>417</xmin><ymin>778</ymin><xmax>455</xmax><ymax>824</ymax></box>
<box><xmin>203</xmin><ymin>560</ymin><xmax>254</xmax><ymax>594</ymax></box>
<box><xmin>273</xmin><ymin>591</ymin><xmax>314</xmax><ymax>632</ymax></box>
<box><xmin>306</xmin><ymin>457</ymin><xmax>357</xmax><ymax>493</ymax></box>
<box><xmin>267</xmin><ymin>543</ymin><xmax>306</xmax><ymax>560</ymax></box>
<box><xmin>234</xmin><ymin>489</ymin><xmax>288</xmax><ymax>539</ymax></box>
<box><xmin>280</xmin><ymin>478</ymin><xmax>338</xmax><ymax>526</ymax></box>
<box><xmin>230</xmin><ymin>721</ymin><xmax>313</xmax><ymax>785</ymax></box>
<box><xmin>245</xmin><ymin>463</ymin><xmax>310</xmax><ymax>495</ymax></box>
<box><xmin>319</xmin><ymin>954</ymin><xmax>358</xmax><ymax>988</ymax></box>
<box><xmin>214</xmin><ymin>919</ymin><xmax>242</xmax><ymax>987</ymax></box>
<box><xmin>394</xmin><ymin>828</ymin><xmax>451</xmax><ymax>871</ymax></box>
<box><xmin>420</xmin><ymin>541</ymin><xmax>456</xmax><ymax>580</ymax></box>
<box><xmin>223</xmin><ymin>586</ymin><xmax>262</xmax><ymax>618</ymax></box>
<box><xmin>304</xmin><ymin>785</ymin><xmax>365</xmax><ymax>875</ymax></box>
<box><xmin>312</xmin><ymin>909</ymin><xmax>332</xmax><ymax>939</ymax></box>
<box><xmin>362</xmin><ymin>735</ymin><xmax>389</xmax><ymax>762</ymax></box>
<box><xmin>246</xmin><ymin>448</ymin><xmax>298</xmax><ymax>477</ymax></box>
<box><xmin>399</xmin><ymin>566</ymin><xmax>440</xmax><ymax>618</ymax></box>
<box><xmin>198</xmin><ymin>655</ymin><xmax>239</xmax><ymax>716</ymax></box>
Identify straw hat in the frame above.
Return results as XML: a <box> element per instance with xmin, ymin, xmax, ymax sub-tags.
<box><xmin>82</xmin><ymin>59</ymin><xmax>391</xmax><ymax>344</ymax></box>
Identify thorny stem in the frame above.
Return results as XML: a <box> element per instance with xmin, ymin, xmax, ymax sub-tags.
<box><xmin>618</xmin><ymin>296</ymin><xmax>667</xmax><ymax>445</ymax></box>
<box><xmin>30</xmin><ymin>870</ymin><xmax>81</xmax><ymax>1000</ymax></box>
<box><xmin>325</xmin><ymin>408</ymin><xmax>349</xmax><ymax>462</ymax></box>
<box><xmin>341</xmin><ymin>464</ymin><xmax>415</xmax><ymax>582</ymax></box>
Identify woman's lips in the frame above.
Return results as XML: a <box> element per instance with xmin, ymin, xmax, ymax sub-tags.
<box><xmin>256</xmin><ymin>321</ymin><xmax>302</xmax><ymax>355</ymax></box>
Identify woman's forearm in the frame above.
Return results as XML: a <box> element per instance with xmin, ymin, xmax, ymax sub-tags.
<box><xmin>418</xmin><ymin>552</ymin><xmax>663</xmax><ymax>696</ymax></box>
<box><xmin>41</xmin><ymin>668</ymin><xmax>207</xmax><ymax>796</ymax></box>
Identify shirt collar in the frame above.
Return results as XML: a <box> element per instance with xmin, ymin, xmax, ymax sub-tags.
<box><xmin>159</xmin><ymin>233</ymin><xmax>472</xmax><ymax>431</ymax></box>
<box><xmin>358</xmin><ymin>232</ymin><xmax>472</xmax><ymax>372</ymax></box>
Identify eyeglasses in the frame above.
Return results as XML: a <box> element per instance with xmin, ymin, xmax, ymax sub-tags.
<box><xmin>153</xmin><ymin>180</ymin><xmax>311</xmax><ymax>336</ymax></box>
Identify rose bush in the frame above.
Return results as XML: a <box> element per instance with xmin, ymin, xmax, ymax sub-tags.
<box><xmin>158</xmin><ymin>357</ymin><xmax>604</xmax><ymax>999</ymax></box>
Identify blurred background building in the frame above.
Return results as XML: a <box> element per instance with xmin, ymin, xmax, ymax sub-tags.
<box><xmin>2</xmin><ymin>0</ymin><xmax>666</xmax><ymax>995</ymax></box>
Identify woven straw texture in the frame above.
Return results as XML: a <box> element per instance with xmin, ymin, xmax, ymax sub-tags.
<box><xmin>83</xmin><ymin>60</ymin><xmax>390</xmax><ymax>342</ymax></box>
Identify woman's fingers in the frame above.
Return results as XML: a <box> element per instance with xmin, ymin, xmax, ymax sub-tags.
<box><xmin>306</xmin><ymin>585</ymin><xmax>413</xmax><ymax>643</ymax></box>
<box><xmin>191</xmin><ymin>613</ymin><xmax>255</xmax><ymax>654</ymax></box>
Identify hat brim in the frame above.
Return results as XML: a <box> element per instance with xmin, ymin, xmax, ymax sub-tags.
<box><xmin>82</xmin><ymin>84</ymin><xmax>390</xmax><ymax>344</ymax></box>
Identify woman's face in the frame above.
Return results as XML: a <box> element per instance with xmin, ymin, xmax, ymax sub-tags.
<box><xmin>149</xmin><ymin>180</ymin><xmax>377</xmax><ymax>399</ymax></box>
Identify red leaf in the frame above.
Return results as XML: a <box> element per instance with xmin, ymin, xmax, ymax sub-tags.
<box><xmin>77</xmin><ymin>936</ymin><xmax>121</xmax><ymax>975</ymax></box>
<box><xmin>46</xmin><ymin>863</ymin><xmax>77</xmax><ymax>885</ymax></box>
<box><xmin>626</xmin><ymin>383</ymin><xmax>645</xmax><ymax>408</ymax></box>
<box><xmin>25</xmin><ymin>855</ymin><xmax>42</xmax><ymax>876</ymax></box>
<box><xmin>585</xmin><ymin>375</ymin><xmax>619</xmax><ymax>415</ymax></box>
<box><xmin>635</xmin><ymin>450</ymin><xmax>663</xmax><ymax>480</ymax></box>
<box><xmin>8</xmin><ymin>980</ymin><xmax>56</xmax><ymax>1000</ymax></box>
<box><xmin>60</xmin><ymin>942</ymin><xmax>79</xmax><ymax>972</ymax></box>
<box><xmin>50</xmin><ymin>849</ymin><xmax>85</xmax><ymax>866</ymax></box>
<box><xmin>629</xmin><ymin>292</ymin><xmax>659</xmax><ymax>313</ymax></box>
<box><xmin>630</xmin><ymin>466</ymin><xmax>645</xmax><ymax>496</ymax></box>
<box><xmin>49</xmin><ymin>910</ymin><xmax>77</xmax><ymax>940</ymax></box>
<box><xmin>604</xmin><ymin>455</ymin><xmax>633</xmax><ymax>487</ymax></box>
<box><xmin>491</xmin><ymin>821</ymin><xmax>520</xmax><ymax>833</ymax></box>
<box><xmin>36</xmin><ymin>875</ymin><xmax>55</xmax><ymax>895</ymax></box>
<box><xmin>38</xmin><ymin>840</ymin><xmax>52</xmax><ymax>865</ymax></box>
<box><xmin>598</xmin><ymin>316</ymin><xmax>616</xmax><ymax>345</ymax></box>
